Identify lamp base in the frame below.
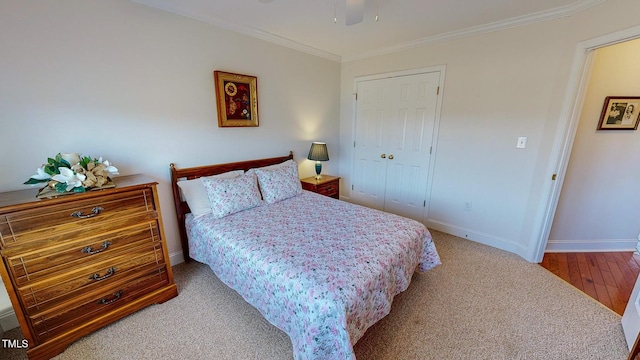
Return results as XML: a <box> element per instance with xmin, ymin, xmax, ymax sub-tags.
<box><xmin>315</xmin><ymin>161</ymin><xmax>322</xmax><ymax>180</ymax></box>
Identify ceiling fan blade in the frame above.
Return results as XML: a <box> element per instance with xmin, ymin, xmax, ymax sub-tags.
<box><xmin>345</xmin><ymin>0</ymin><xmax>364</xmax><ymax>26</ymax></box>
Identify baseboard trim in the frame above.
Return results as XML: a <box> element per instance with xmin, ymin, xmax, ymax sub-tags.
<box><xmin>545</xmin><ymin>239</ymin><xmax>637</xmax><ymax>252</ymax></box>
<box><xmin>426</xmin><ymin>219</ymin><xmax>530</xmax><ymax>260</ymax></box>
<box><xmin>169</xmin><ymin>251</ymin><xmax>185</xmax><ymax>266</ymax></box>
<box><xmin>0</xmin><ymin>307</ymin><xmax>19</xmax><ymax>332</ymax></box>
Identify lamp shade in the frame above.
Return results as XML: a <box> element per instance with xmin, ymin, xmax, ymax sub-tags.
<box><xmin>307</xmin><ymin>142</ymin><xmax>329</xmax><ymax>161</ymax></box>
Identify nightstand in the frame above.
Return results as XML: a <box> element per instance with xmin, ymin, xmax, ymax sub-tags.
<box><xmin>300</xmin><ymin>175</ymin><xmax>340</xmax><ymax>199</ymax></box>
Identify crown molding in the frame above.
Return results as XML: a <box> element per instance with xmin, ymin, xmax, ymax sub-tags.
<box><xmin>131</xmin><ymin>0</ymin><xmax>342</xmax><ymax>62</ymax></box>
<box><xmin>341</xmin><ymin>0</ymin><xmax>606</xmax><ymax>62</ymax></box>
<box><xmin>133</xmin><ymin>0</ymin><xmax>605</xmax><ymax>64</ymax></box>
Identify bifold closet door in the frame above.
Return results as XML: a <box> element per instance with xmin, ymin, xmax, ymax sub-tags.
<box><xmin>352</xmin><ymin>71</ymin><xmax>439</xmax><ymax>222</ymax></box>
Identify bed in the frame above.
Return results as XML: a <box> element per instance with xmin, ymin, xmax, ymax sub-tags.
<box><xmin>170</xmin><ymin>152</ymin><xmax>441</xmax><ymax>359</ymax></box>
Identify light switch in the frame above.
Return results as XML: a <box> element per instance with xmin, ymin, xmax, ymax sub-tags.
<box><xmin>516</xmin><ymin>136</ymin><xmax>527</xmax><ymax>149</ymax></box>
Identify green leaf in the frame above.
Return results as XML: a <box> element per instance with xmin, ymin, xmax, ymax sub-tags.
<box><xmin>80</xmin><ymin>156</ymin><xmax>92</xmax><ymax>168</ymax></box>
<box><xmin>44</xmin><ymin>164</ymin><xmax>57</xmax><ymax>175</ymax></box>
<box><xmin>23</xmin><ymin>178</ymin><xmax>47</xmax><ymax>185</ymax></box>
<box><xmin>59</xmin><ymin>158</ymin><xmax>70</xmax><ymax>167</ymax></box>
<box><xmin>51</xmin><ymin>153</ymin><xmax>70</xmax><ymax>168</ymax></box>
<box><xmin>54</xmin><ymin>182</ymin><xmax>67</xmax><ymax>193</ymax></box>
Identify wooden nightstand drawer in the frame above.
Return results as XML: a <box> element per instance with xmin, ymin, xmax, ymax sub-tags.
<box><xmin>300</xmin><ymin>175</ymin><xmax>340</xmax><ymax>199</ymax></box>
<box><xmin>315</xmin><ymin>182</ymin><xmax>338</xmax><ymax>197</ymax></box>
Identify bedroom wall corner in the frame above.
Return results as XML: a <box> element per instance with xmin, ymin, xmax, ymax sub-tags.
<box><xmin>0</xmin><ymin>0</ymin><xmax>341</xmax><ymax>268</ymax></box>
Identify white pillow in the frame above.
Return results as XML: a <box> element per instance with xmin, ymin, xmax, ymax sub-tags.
<box><xmin>202</xmin><ymin>171</ymin><xmax>263</xmax><ymax>219</ymax></box>
<box><xmin>177</xmin><ymin>170</ymin><xmax>244</xmax><ymax>217</ymax></box>
<box><xmin>255</xmin><ymin>159</ymin><xmax>294</xmax><ymax>171</ymax></box>
<box><xmin>255</xmin><ymin>160</ymin><xmax>302</xmax><ymax>204</ymax></box>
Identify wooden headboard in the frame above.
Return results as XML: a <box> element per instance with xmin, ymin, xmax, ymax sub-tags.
<box><xmin>169</xmin><ymin>151</ymin><xmax>294</xmax><ymax>262</ymax></box>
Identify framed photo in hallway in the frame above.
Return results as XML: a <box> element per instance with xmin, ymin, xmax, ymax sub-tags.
<box><xmin>214</xmin><ymin>71</ymin><xmax>259</xmax><ymax>127</ymax></box>
<box><xmin>597</xmin><ymin>96</ymin><xmax>640</xmax><ymax>130</ymax></box>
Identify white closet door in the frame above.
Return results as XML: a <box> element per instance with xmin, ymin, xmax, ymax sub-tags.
<box><xmin>352</xmin><ymin>77</ymin><xmax>391</xmax><ymax>211</ymax></box>
<box><xmin>352</xmin><ymin>71</ymin><xmax>440</xmax><ymax>221</ymax></box>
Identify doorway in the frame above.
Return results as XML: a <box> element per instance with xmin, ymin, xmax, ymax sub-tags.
<box><xmin>546</xmin><ymin>38</ymin><xmax>640</xmax><ymax>253</ymax></box>
<box><xmin>533</xmin><ymin>24</ymin><xmax>640</xmax><ymax>262</ymax></box>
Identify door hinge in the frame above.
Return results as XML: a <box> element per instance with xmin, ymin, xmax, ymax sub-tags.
<box><xmin>352</xmin><ymin>184</ymin><xmax>354</xmax><ymax>190</ymax></box>
<box><xmin>429</xmin><ymin>147</ymin><xmax>432</xmax><ymax>154</ymax></box>
<box><xmin>552</xmin><ymin>174</ymin><xmax>557</xmax><ymax>181</ymax></box>
<box><xmin>437</xmin><ymin>86</ymin><xmax>440</xmax><ymax>95</ymax></box>
<box><xmin>354</xmin><ymin>141</ymin><xmax>356</xmax><ymax>147</ymax></box>
<box><xmin>423</xmin><ymin>200</ymin><xmax>426</xmax><ymax>207</ymax></box>
<box><xmin>354</xmin><ymin>92</ymin><xmax>358</xmax><ymax>101</ymax></box>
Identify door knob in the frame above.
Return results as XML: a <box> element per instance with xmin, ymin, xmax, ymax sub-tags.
<box><xmin>381</xmin><ymin>154</ymin><xmax>386</xmax><ymax>158</ymax></box>
<box><xmin>388</xmin><ymin>154</ymin><xmax>394</xmax><ymax>160</ymax></box>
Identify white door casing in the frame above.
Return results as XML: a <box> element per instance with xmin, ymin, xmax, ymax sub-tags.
<box><xmin>351</xmin><ymin>70</ymin><xmax>441</xmax><ymax>222</ymax></box>
<box><xmin>622</xmin><ymin>273</ymin><xmax>640</xmax><ymax>350</ymax></box>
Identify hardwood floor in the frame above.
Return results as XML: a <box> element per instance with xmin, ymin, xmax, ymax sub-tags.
<box><xmin>540</xmin><ymin>251</ymin><xmax>640</xmax><ymax>315</ymax></box>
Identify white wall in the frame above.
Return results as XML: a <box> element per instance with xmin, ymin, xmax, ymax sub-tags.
<box><xmin>339</xmin><ymin>0</ymin><xmax>640</xmax><ymax>261</ymax></box>
<box><xmin>548</xmin><ymin>38</ymin><xmax>640</xmax><ymax>252</ymax></box>
<box><xmin>0</xmin><ymin>0</ymin><xmax>341</xmax><ymax>265</ymax></box>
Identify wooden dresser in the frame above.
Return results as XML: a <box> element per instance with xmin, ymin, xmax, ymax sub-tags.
<box><xmin>0</xmin><ymin>174</ymin><xmax>178</xmax><ymax>359</ymax></box>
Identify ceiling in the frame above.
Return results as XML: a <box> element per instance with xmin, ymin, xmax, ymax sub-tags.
<box><xmin>131</xmin><ymin>0</ymin><xmax>604</xmax><ymax>62</ymax></box>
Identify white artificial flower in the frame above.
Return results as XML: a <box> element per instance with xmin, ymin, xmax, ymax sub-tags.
<box><xmin>30</xmin><ymin>167</ymin><xmax>51</xmax><ymax>180</ymax></box>
<box><xmin>98</xmin><ymin>157</ymin><xmax>119</xmax><ymax>176</ymax></box>
<box><xmin>52</xmin><ymin>167</ymin><xmax>86</xmax><ymax>191</ymax></box>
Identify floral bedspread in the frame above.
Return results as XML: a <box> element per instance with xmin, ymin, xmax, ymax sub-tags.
<box><xmin>186</xmin><ymin>191</ymin><xmax>441</xmax><ymax>359</ymax></box>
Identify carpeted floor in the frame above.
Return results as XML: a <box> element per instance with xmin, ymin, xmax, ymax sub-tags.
<box><xmin>1</xmin><ymin>230</ymin><xmax>629</xmax><ymax>359</ymax></box>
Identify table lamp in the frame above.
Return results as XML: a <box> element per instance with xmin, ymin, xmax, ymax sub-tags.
<box><xmin>307</xmin><ymin>142</ymin><xmax>329</xmax><ymax>180</ymax></box>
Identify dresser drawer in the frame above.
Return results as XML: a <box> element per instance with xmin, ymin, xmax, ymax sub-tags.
<box><xmin>30</xmin><ymin>266</ymin><xmax>170</xmax><ymax>343</ymax></box>
<box><xmin>5</xmin><ymin>222</ymin><xmax>162</xmax><ymax>286</ymax></box>
<box><xmin>0</xmin><ymin>188</ymin><xmax>155</xmax><ymax>248</ymax></box>
<box><xmin>18</xmin><ymin>243</ymin><xmax>166</xmax><ymax>313</ymax></box>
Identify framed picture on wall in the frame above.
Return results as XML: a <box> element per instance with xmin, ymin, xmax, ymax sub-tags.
<box><xmin>214</xmin><ymin>71</ymin><xmax>259</xmax><ymax>127</ymax></box>
<box><xmin>597</xmin><ymin>96</ymin><xmax>640</xmax><ymax>130</ymax></box>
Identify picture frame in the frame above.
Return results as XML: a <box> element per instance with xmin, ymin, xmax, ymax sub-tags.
<box><xmin>214</xmin><ymin>71</ymin><xmax>259</xmax><ymax>127</ymax></box>
<box><xmin>597</xmin><ymin>96</ymin><xmax>640</xmax><ymax>130</ymax></box>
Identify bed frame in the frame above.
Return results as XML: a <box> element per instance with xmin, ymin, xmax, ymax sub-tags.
<box><xmin>169</xmin><ymin>151</ymin><xmax>294</xmax><ymax>262</ymax></box>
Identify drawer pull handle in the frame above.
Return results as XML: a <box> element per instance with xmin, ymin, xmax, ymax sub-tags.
<box><xmin>71</xmin><ymin>206</ymin><xmax>104</xmax><ymax>219</ymax></box>
<box><xmin>81</xmin><ymin>241</ymin><xmax>112</xmax><ymax>255</ymax></box>
<box><xmin>97</xmin><ymin>290</ymin><xmax>123</xmax><ymax>305</ymax></box>
<box><xmin>89</xmin><ymin>267</ymin><xmax>117</xmax><ymax>281</ymax></box>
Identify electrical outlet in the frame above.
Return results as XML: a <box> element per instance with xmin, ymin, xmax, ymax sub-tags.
<box><xmin>516</xmin><ymin>136</ymin><xmax>527</xmax><ymax>149</ymax></box>
<box><xmin>464</xmin><ymin>201</ymin><xmax>472</xmax><ymax>211</ymax></box>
